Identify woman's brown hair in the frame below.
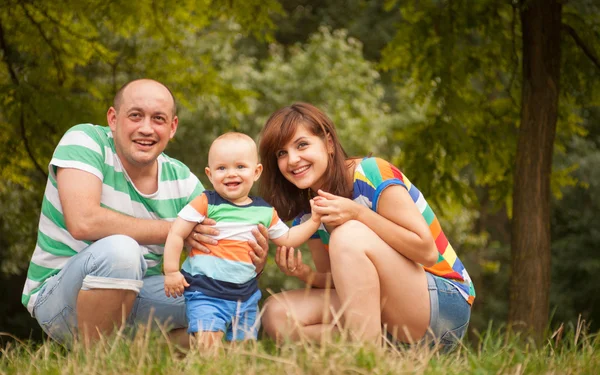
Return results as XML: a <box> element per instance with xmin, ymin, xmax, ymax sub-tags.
<box><xmin>259</xmin><ymin>103</ymin><xmax>352</xmax><ymax>221</ymax></box>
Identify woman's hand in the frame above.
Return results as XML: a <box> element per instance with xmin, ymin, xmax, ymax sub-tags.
<box><xmin>184</xmin><ymin>218</ymin><xmax>218</xmax><ymax>253</ymax></box>
<box><xmin>313</xmin><ymin>189</ymin><xmax>363</xmax><ymax>227</ymax></box>
<box><xmin>275</xmin><ymin>246</ymin><xmax>311</xmax><ymax>279</ymax></box>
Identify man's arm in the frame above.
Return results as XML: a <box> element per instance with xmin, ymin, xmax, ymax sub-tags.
<box><xmin>58</xmin><ymin>167</ymin><xmax>172</xmax><ymax>244</ymax></box>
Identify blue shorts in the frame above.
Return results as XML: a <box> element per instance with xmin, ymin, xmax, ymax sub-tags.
<box><xmin>184</xmin><ymin>289</ymin><xmax>261</xmax><ymax>341</ymax></box>
<box><xmin>425</xmin><ymin>272</ymin><xmax>471</xmax><ymax>350</ymax></box>
<box><xmin>386</xmin><ymin>272</ymin><xmax>471</xmax><ymax>351</ymax></box>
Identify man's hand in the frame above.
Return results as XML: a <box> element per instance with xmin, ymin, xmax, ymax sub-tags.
<box><xmin>248</xmin><ymin>224</ymin><xmax>269</xmax><ymax>274</ymax></box>
<box><xmin>164</xmin><ymin>271</ymin><xmax>190</xmax><ymax>298</ymax></box>
<box><xmin>184</xmin><ymin>218</ymin><xmax>219</xmax><ymax>253</ymax></box>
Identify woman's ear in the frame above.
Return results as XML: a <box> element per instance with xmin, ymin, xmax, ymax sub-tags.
<box><xmin>326</xmin><ymin>133</ymin><xmax>335</xmax><ymax>155</ymax></box>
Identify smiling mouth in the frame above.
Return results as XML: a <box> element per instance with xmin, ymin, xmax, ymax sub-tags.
<box><xmin>292</xmin><ymin>165</ymin><xmax>310</xmax><ymax>175</ymax></box>
<box><xmin>134</xmin><ymin>140</ymin><xmax>157</xmax><ymax>147</ymax></box>
<box><xmin>225</xmin><ymin>182</ymin><xmax>241</xmax><ymax>187</ymax></box>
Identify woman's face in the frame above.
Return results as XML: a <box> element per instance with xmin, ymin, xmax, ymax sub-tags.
<box><xmin>276</xmin><ymin>124</ymin><xmax>331</xmax><ymax>191</ymax></box>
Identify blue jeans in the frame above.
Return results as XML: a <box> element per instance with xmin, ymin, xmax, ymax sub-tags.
<box><xmin>33</xmin><ymin>235</ymin><xmax>186</xmax><ymax>345</ymax></box>
<box><xmin>185</xmin><ymin>290</ymin><xmax>261</xmax><ymax>341</ymax></box>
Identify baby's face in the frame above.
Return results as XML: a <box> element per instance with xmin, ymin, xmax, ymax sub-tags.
<box><xmin>206</xmin><ymin>138</ymin><xmax>262</xmax><ymax>205</ymax></box>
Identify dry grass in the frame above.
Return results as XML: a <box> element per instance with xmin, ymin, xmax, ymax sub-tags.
<box><xmin>1</xmin><ymin>318</ymin><xmax>599</xmax><ymax>375</ymax></box>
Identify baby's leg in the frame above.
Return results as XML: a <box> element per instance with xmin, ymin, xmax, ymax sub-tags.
<box><xmin>192</xmin><ymin>331</ymin><xmax>224</xmax><ymax>349</ymax></box>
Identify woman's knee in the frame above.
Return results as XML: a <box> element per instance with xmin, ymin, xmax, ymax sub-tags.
<box><xmin>329</xmin><ymin>220</ymin><xmax>371</xmax><ymax>257</ymax></box>
<box><xmin>261</xmin><ymin>295</ymin><xmax>289</xmax><ymax>337</ymax></box>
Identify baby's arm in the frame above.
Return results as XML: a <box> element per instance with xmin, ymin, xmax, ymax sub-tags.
<box><xmin>272</xmin><ymin>199</ymin><xmax>322</xmax><ymax>248</ymax></box>
<box><xmin>163</xmin><ymin>217</ymin><xmax>196</xmax><ymax>298</ymax></box>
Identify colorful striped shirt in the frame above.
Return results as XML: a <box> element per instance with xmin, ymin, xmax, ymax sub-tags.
<box><xmin>295</xmin><ymin>157</ymin><xmax>476</xmax><ymax>305</ymax></box>
<box><xmin>22</xmin><ymin>124</ymin><xmax>203</xmax><ymax>315</ymax></box>
<box><xmin>179</xmin><ymin>190</ymin><xmax>289</xmax><ymax>301</ymax></box>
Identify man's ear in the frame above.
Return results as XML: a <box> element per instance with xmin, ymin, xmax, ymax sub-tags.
<box><xmin>205</xmin><ymin>167</ymin><xmax>212</xmax><ymax>183</ymax></box>
<box><xmin>169</xmin><ymin>116</ymin><xmax>179</xmax><ymax>139</ymax></box>
<box><xmin>254</xmin><ymin>163</ymin><xmax>263</xmax><ymax>181</ymax></box>
<box><xmin>107</xmin><ymin>107</ymin><xmax>117</xmax><ymax>131</ymax></box>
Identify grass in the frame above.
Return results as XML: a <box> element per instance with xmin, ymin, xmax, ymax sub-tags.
<box><xmin>1</xmin><ymin>320</ymin><xmax>599</xmax><ymax>375</ymax></box>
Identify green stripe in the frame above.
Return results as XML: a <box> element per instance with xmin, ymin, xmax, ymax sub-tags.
<box><xmin>37</xmin><ymin>232</ymin><xmax>79</xmax><ymax>257</ymax></box>
<box><xmin>161</xmin><ymin>158</ymin><xmax>191</xmax><ymax>181</ymax></box>
<box><xmin>54</xmin><ymin>144</ymin><xmax>103</xmax><ymax>166</ymax></box>
<box><xmin>422</xmin><ymin>205</ymin><xmax>435</xmax><ymax>225</ymax></box>
<box><xmin>21</xmin><ymin>282</ymin><xmax>47</xmax><ymax>307</ymax></box>
<box><xmin>361</xmin><ymin>158</ymin><xmax>383</xmax><ymax>188</ymax></box>
<box><xmin>187</xmin><ymin>183</ymin><xmax>204</xmax><ymax>204</ymax></box>
<box><xmin>146</xmin><ymin>266</ymin><xmax>162</xmax><ymax>276</ymax></box>
<box><xmin>318</xmin><ymin>230</ymin><xmax>330</xmax><ymax>245</ymax></box>
<box><xmin>208</xmin><ymin>204</ymin><xmax>274</xmax><ymax>225</ymax></box>
<box><xmin>144</xmin><ymin>252</ymin><xmax>163</xmax><ymax>261</ymax></box>
<box><xmin>102</xmin><ymin>168</ymin><xmax>131</xmax><ymax>195</ymax></box>
<box><xmin>27</xmin><ymin>262</ymin><xmax>60</xmax><ymax>282</ymax></box>
<box><xmin>41</xmin><ymin>196</ymin><xmax>66</xmax><ymax>229</ymax></box>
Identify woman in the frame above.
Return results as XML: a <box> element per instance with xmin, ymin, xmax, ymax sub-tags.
<box><xmin>258</xmin><ymin>103</ymin><xmax>474</xmax><ymax>349</ymax></box>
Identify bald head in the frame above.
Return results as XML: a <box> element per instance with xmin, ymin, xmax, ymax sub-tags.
<box><xmin>208</xmin><ymin>132</ymin><xmax>258</xmax><ymax>166</ymax></box>
<box><xmin>113</xmin><ymin>79</ymin><xmax>177</xmax><ymax>116</ymax></box>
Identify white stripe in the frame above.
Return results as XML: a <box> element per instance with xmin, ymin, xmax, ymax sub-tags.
<box><xmin>51</xmin><ymin>159</ymin><xmax>103</xmax><ymax>181</ymax></box>
<box><xmin>100</xmin><ymin>183</ymin><xmax>135</xmax><ymax>216</ymax></box>
<box><xmin>60</xmin><ymin>130</ymin><xmax>103</xmax><ymax>155</ymax></box>
<box><xmin>268</xmin><ymin>219</ymin><xmax>290</xmax><ymax>239</ymax></box>
<box><xmin>144</xmin><ymin>244</ymin><xmax>165</xmax><ymax>255</ymax></box>
<box><xmin>103</xmin><ymin>146</ymin><xmax>123</xmax><ymax>171</ymax></box>
<box><xmin>44</xmin><ymin>179</ymin><xmax>63</xmax><ymax>213</ymax></box>
<box><xmin>415</xmin><ymin>192</ymin><xmax>427</xmax><ymax>213</ymax></box>
<box><xmin>157</xmin><ymin>175</ymin><xmax>200</xmax><ymax>200</ymax></box>
<box><xmin>39</xmin><ymin>214</ymin><xmax>88</xmax><ymax>253</ymax></box>
<box><xmin>354</xmin><ymin>195</ymin><xmax>372</xmax><ymax>209</ymax></box>
<box><xmin>178</xmin><ymin>205</ymin><xmax>206</xmax><ymax>222</ymax></box>
<box><xmin>27</xmin><ymin>290</ymin><xmax>39</xmax><ymax>315</ymax></box>
<box><xmin>144</xmin><ymin>258</ymin><xmax>160</xmax><ymax>269</ymax></box>
<box><xmin>30</xmin><ymin>245</ymin><xmax>73</xmax><ymax>270</ymax></box>
<box><xmin>213</xmin><ymin>222</ymin><xmax>264</xmax><ymax>241</ymax></box>
<box><xmin>183</xmin><ymin>257</ymin><xmax>256</xmax><ymax>284</ymax></box>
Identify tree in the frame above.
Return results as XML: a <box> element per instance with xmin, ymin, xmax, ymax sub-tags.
<box><xmin>508</xmin><ymin>0</ymin><xmax>561</xmax><ymax>339</ymax></box>
<box><xmin>380</xmin><ymin>0</ymin><xmax>600</xmax><ymax>340</ymax></box>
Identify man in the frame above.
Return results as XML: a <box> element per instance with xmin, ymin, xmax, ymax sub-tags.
<box><xmin>21</xmin><ymin>79</ymin><xmax>268</xmax><ymax>346</ymax></box>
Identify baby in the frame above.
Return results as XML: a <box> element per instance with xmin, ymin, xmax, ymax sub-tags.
<box><xmin>163</xmin><ymin>132</ymin><xmax>320</xmax><ymax>347</ymax></box>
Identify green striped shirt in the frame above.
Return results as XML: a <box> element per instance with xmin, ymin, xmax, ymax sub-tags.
<box><xmin>22</xmin><ymin>124</ymin><xmax>204</xmax><ymax>315</ymax></box>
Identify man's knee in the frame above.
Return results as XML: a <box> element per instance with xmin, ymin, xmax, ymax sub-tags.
<box><xmin>82</xmin><ymin>235</ymin><xmax>146</xmax><ymax>292</ymax></box>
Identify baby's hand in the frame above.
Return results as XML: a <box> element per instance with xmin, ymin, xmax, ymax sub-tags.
<box><xmin>164</xmin><ymin>271</ymin><xmax>189</xmax><ymax>298</ymax></box>
<box><xmin>310</xmin><ymin>198</ymin><xmax>323</xmax><ymax>223</ymax></box>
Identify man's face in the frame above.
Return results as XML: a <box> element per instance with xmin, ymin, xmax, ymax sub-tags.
<box><xmin>107</xmin><ymin>80</ymin><xmax>178</xmax><ymax>174</ymax></box>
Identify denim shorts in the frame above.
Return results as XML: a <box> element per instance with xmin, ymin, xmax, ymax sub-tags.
<box><xmin>425</xmin><ymin>272</ymin><xmax>471</xmax><ymax>350</ymax></box>
<box><xmin>386</xmin><ymin>272</ymin><xmax>471</xmax><ymax>351</ymax></box>
<box><xmin>32</xmin><ymin>235</ymin><xmax>187</xmax><ymax>345</ymax></box>
<box><xmin>184</xmin><ymin>289</ymin><xmax>261</xmax><ymax>341</ymax></box>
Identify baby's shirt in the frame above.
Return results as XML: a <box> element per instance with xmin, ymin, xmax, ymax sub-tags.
<box><xmin>179</xmin><ymin>190</ymin><xmax>288</xmax><ymax>301</ymax></box>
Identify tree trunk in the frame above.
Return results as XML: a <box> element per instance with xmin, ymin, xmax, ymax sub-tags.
<box><xmin>509</xmin><ymin>0</ymin><xmax>561</xmax><ymax>342</ymax></box>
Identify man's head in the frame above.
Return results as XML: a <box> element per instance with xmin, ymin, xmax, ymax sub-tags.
<box><xmin>205</xmin><ymin>132</ymin><xmax>263</xmax><ymax>205</ymax></box>
<box><xmin>107</xmin><ymin>79</ymin><xmax>179</xmax><ymax>175</ymax></box>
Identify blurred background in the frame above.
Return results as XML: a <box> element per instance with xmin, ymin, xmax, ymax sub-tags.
<box><xmin>0</xmin><ymin>0</ymin><xmax>598</xmax><ymax>344</ymax></box>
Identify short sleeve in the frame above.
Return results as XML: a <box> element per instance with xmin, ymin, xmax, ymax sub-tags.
<box><xmin>50</xmin><ymin>124</ymin><xmax>106</xmax><ymax>181</ymax></box>
<box><xmin>356</xmin><ymin>157</ymin><xmax>408</xmax><ymax>212</ymax></box>
<box><xmin>268</xmin><ymin>209</ymin><xmax>290</xmax><ymax>239</ymax></box>
<box><xmin>178</xmin><ymin>192</ymin><xmax>208</xmax><ymax>222</ymax></box>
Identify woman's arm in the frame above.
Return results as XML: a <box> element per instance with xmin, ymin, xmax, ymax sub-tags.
<box><xmin>315</xmin><ymin>187</ymin><xmax>438</xmax><ymax>267</ymax></box>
